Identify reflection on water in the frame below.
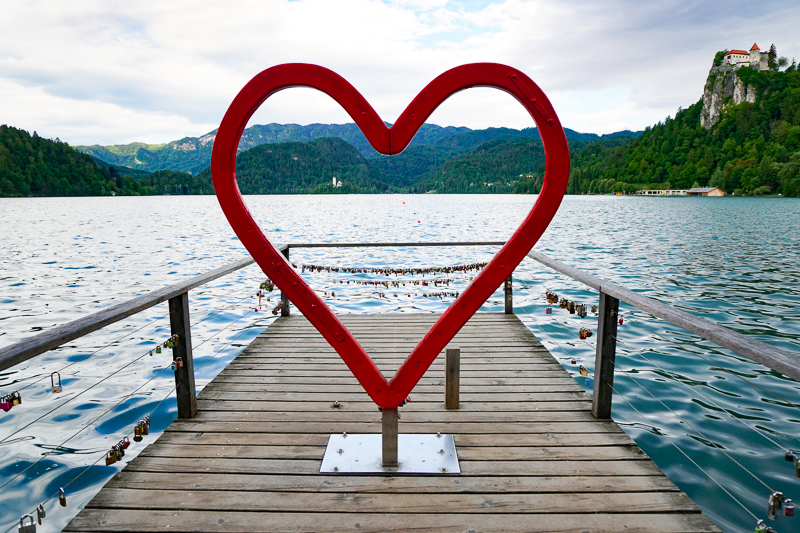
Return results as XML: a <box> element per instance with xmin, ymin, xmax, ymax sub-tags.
<box><xmin>0</xmin><ymin>194</ymin><xmax>799</xmax><ymax>532</ymax></box>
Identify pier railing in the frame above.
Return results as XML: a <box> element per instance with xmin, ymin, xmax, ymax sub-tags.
<box><xmin>1</xmin><ymin>241</ymin><xmax>797</xmax><ymax>421</ymax></box>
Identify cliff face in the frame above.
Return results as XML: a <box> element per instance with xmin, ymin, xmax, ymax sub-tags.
<box><xmin>700</xmin><ymin>67</ymin><xmax>757</xmax><ymax>129</ymax></box>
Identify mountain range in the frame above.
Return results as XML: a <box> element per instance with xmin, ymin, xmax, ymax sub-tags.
<box><xmin>75</xmin><ymin>123</ymin><xmax>641</xmax><ymax>176</ymax></box>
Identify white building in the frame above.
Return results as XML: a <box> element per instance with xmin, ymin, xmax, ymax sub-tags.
<box><xmin>724</xmin><ymin>43</ymin><xmax>769</xmax><ymax>71</ymax></box>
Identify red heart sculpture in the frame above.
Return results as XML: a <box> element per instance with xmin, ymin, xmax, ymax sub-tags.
<box><xmin>211</xmin><ymin>63</ymin><xmax>569</xmax><ymax>408</ymax></box>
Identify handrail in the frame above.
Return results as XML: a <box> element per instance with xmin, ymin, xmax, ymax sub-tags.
<box><xmin>0</xmin><ymin>255</ymin><xmax>258</xmax><ymax>373</ymax></box>
<box><xmin>526</xmin><ymin>250</ymin><xmax>800</xmax><ymax>383</ymax></box>
<box><xmin>286</xmin><ymin>242</ymin><xmax>506</xmax><ymax>248</ymax></box>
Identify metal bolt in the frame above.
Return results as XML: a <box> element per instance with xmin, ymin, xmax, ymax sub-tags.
<box><xmin>436</xmin><ymin>432</ymin><xmax>442</xmax><ymax>438</ymax></box>
<box><xmin>438</xmin><ymin>449</ymin><xmax>445</xmax><ymax>455</ymax></box>
<box><xmin>337</xmin><ymin>449</ymin><xmax>344</xmax><ymax>454</ymax></box>
<box><xmin>342</xmin><ymin>432</ymin><xmax>347</xmax><ymax>438</ymax></box>
<box><xmin>333</xmin><ymin>466</ymin><xmax>339</xmax><ymax>472</ymax></box>
<box><xmin>440</xmin><ymin>467</ymin><xmax>447</xmax><ymax>473</ymax></box>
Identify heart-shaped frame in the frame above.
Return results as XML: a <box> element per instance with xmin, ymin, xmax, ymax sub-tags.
<box><xmin>211</xmin><ymin>63</ymin><xmax>569</xmax><ymax>408</ymax></box>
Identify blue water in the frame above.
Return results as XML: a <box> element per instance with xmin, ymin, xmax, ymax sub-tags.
<box><xmin>0</xmin><ymin>194</ymin><xmax>799</xmax><ymax>532</ymax></box>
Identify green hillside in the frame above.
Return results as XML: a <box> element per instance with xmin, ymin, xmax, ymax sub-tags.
<box><xmin>195</xmin><ymin>137</ymin><xmax>391</xmax><ymax>194</ymax></box>
<box><xmin>557</xmin><ymin>64</ymin><xmax>800</xmax><ymax>196</ymax></box>
<box><xmin>0</xmin><ymin>125</ymin><xmax>212</xmax><ymax>197</ymax></box>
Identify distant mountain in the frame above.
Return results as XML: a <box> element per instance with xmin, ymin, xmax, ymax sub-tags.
<box><xmin>76</xmin><ymin>123</ymin><xmax>642</xmax><ymax>177</ymax></box>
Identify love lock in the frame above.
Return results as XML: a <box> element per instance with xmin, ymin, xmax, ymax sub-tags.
<box><xmin>18</xmin><ymin>514</ymin><xmax>35</xmax><ymax>533</ymax></box>
<box><xmin>36</xmin><ymin>505</ymin><xmax>45</xmax><ymax>525</ymax></box>
<box><xmin>133</xmin><ymin>424</ymin><xmax>143</xmax><ymax>442</ymax></box>
<box><xmin>105</xmin><ymin>450</ymin><xmax>117</xmax><ymax>466</ymax></box>
<box><xmin>51</xmin><ymin>372</ymin><xmax>62</xmax><ymax>393</ymax></box>
<box><xmin>11</xmin><ymin>391</ymin><xmax>22</xmax><ymax>406</ymax></box>
<box><xmin>785</xmin><ymin>498</ymin><xmax>795</xmax><ymax>516</ymax></box>
<box><xmin>0</xmin><ymin>395</ymin><xmax>11</xmax><ymax>412</ymax></box>
<box><xmin>171</xmin><ymin>357</ymin><xmax>183</xmax><ymax>371</ymax></box>
<box><xmin>58</xmin><ymin>488</ymin><xmax>66</xmax><ymax>507</ymax></box>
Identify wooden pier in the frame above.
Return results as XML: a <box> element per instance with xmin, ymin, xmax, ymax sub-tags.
<box><xmin>65</xmin><ymin>313</ymin><xmax>720</xmax><ymax>532</ymax></box>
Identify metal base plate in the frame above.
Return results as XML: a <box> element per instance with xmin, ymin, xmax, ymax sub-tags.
<box><xmin>320</xmin><ymin>433</ymin><xmax>460</xmax><ymax>474</ymax></box>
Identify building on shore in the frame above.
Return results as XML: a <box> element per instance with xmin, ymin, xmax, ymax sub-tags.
<box><xmin>687</xmin><ymin>187</ymin><xmax>725</xmax><ymax>196</ymax></box>
<box><xmin>634</xmin><ymin>190</ymin><xmax>689</xmax><ymax>196</ymax></box>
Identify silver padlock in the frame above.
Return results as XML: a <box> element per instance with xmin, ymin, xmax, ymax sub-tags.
<box><xmin>36</xmin><ymin>504</ymin><xmax>45</xmax><ymax>525</ymax></box>
<box><xmin>18</xmin><ymin>514</ymin><xmax>36</xmax><ymax>533</ymax></box>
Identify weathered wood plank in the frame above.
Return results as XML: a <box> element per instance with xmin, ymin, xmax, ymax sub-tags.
<box><xmin>104</xmin><ymin>471</ymin><xmax>681</xmax><ymax>493</ymax></box>
<box><xmin>64</xmin><ymin>510</ymin><xmax>719</xmax><ymax>533</ymax></box>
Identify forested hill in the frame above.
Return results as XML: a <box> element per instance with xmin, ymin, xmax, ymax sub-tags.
<box><xmin>547</xmin><ymin>64</ymin><xmax>800</xmax><ymax>196</ymax></box>
<box><xmin>195</xmin><ymin>137</ymin><xmax>391</xmax><ymax>194</ymax></box>
<box><xmin>0</xmin><ymin>125</ymin><xmax>212</xmax><ymax>197</ymax></box>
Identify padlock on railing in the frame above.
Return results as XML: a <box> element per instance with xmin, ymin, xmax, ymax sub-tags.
<box><xmin>58</xmin><ymin>488</ymin><xmax>66</xmax><ymax>507</ymax></box>
<box><xmin>171</xmin><ymin>357</ymin><xmax>183</xmax><ymax>371</ymax></box>
<box><xmin>11</xmin><ymin>391</ymin><xmax>22</xmax><ymax>406</ymax></box>
<box><xmin>785</xmin><ymin>498</ymin><xmax>795</xmax><ymax>516</ymax></box>
<box><xmin>51</xmin><ymin>372</ymin><xmax>62</xmax><ymax>393</ymax></box>
<box><xmin>0</xmin><ymin>395</ymin><xmax>11</xmax><ymax>412</ymax></box>
<box><xmin>142</xmin><ymin>416</ymin><xmax>150</xmax><ymax>435</ymax></box>
<box><xmin>155</xmin><ymin>345</ymin><xmax>162</xmax><ymax>354</ymax></box>
<box><xmin>36</xmin><ymin>505</ymin><xmax>45</xmax><ymax>525</ymax></box>
<box><xmin>18</xmin><ymin>514</ymin><xmax>36</xmax><ymax>533</ymax></box>
<box><xmin>122</xmin><ymin>437</ymin><xmax>131</xmax><ymax>449</ymax></box>
<box><xmin>105</xmin><ymin>450</ymin><xmax>117</xmax><ymax>466</ymax></box>
<box><xmin>545</xmin><ymin>306</ymin><xmax>552</xmax><ymax>314</ymax></box>
<box><xmin>134</xmin><ymin>424</ymin><xmax>143</xmax><ymax>442</ymax></box>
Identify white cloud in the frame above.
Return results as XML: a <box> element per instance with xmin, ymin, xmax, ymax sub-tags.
<box><xmin>1</xmin><ymin>0</ymin><xmax>799</xmax><ymax>145</ymax></box>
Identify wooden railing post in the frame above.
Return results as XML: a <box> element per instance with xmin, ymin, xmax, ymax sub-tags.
<box><xmin>381</xmin><ymin>407</ymin><xmax>399</xmax><ymax>467</ymax></box>
<box><xmin>445</xmin><ymin>345</ymin><xmax>460</xmax><ymax>409</ymax></box>
<box><xmin>504</xmin><ymin>275</ymin><xmax>513</xmax><ymax>314</ymax></box>
<box><xmin>281</xmin><ymin>247</ymin><xmax>290</xmax><ymax>317</ymax></box>
<box><xmin>592</xmin><ymin>291</ymin><xmax>619</xmax><ymax>419</ymax></box>
<box><xmin>169</xmin><ymin>292</ymin><xmax>197</xmax><ymax>418</ymax></box>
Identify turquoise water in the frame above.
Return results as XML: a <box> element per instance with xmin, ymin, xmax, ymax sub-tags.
<box><xmin>0</xmin><ymin>194</ymin><xmax>799</xmax><ymax>532</ymax></box>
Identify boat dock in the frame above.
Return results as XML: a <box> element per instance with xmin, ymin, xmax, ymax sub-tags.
<box><xmin>64</xmin><ymin>312</ymin><xmax>719</xmax><ymax>532</ymax></box>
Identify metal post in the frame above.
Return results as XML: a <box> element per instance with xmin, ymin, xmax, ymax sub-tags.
<box><xmin>445</xmin><ymin>345</ymin><xmax>460</xmax><ymax>409</ymax></box>
<box><xmin>281</xmin><ymin>247</ymin><xmax>290</xmax><ymax>317</ymax></box>
<box><xmin>169</xmin><ymin>292</ymin><xmax>197</xmax><ymax>418</ymax></box>
<box><xmin>381</xmin><ymin>407</ymin><xmax>399</xmax><ymax>467</ymax></box>
<box><xmin>504</xmin><ymin>275</ymin><xmax>513</xmax><ymax>314</ymax></box>
<box><xmin>592</xmin><ymin>291</ymin><xmax>619</xmax><ymax>419</ymax></box>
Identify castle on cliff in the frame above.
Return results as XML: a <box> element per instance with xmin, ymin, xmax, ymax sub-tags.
<box><xmin>722</xmin><ymin>43</ymin><xmax>768</xmax><ymax>71</ymax></box>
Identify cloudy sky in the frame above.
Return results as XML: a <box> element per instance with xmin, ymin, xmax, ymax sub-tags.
<box><xmin>1</xmin><ymin>0</ymin><xmax>799</xmax><ymax>146</ymax></box>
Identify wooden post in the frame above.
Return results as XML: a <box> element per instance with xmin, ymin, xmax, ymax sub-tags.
<box><xmin>381</xmin><ymin>407</ymin><xmax>398</xmax><ymax>467</ymax></box>
<box><xmin>281</xmin><ymin>247</ymin><xmax>290</xmax><ymax>317</ymax></box>
<box><xmin>445</xmin><ymin>345</ymin><xmax>460</xmax><ymax>409</ymax></box>
<box><xmin>169</xmin><ymin>292</ymin><xmax>197</xmax><ymax>418</ymax></box>
<box><xmin>504</xmin><ymin>275</ymin><xmax>513</xmax><ymax>314</ymax></box>
<box><xmin>592</xmin><ymin>291</ymin><xmax>619</xmax><ymax>419</ymax></box>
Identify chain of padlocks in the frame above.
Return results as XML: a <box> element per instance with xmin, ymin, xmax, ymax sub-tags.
<box><xmin>4</xmin><ymin>330</ymin><xmax>184</xmax><ymax>532</ymax></box>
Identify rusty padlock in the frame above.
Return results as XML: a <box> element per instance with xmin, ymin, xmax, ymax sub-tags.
<box><xmin>133</xmin><ymin>424</ymin><xmax>143</xmax><ymax>442</ymax></box>
<box><xmin>105</xmin><ymin>450</ymin><xmax>117</xmax><ymax>466</ymax></box>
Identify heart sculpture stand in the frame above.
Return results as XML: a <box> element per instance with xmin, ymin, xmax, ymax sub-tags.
<box><xmin>211</xmin><ymin>63</ymin><xmax>569</xmax><ymax>471</ymax></box>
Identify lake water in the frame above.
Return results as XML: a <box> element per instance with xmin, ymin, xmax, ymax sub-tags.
<box><xmin>1</xmin><ymin>194</ymin><xmax>799</xmax><ymax>532</ymax></box>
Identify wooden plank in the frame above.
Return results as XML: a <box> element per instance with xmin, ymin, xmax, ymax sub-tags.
<box><xmin>86</xmin><ymin>487</ymin><xmax>698</xmax><ymax>513</ymax></box>
<box><xmin>65</xmin><ymin>510</ymin><xmax>720</xmax><ymax>533</ymax></box>
<box><xmin>105</xmin><ymin>471</ymin><xmax>681</xmax><ymax>493</ymax></box>
<box><xmin>66</xmin><ymin>312</ymin><xmax>719</xmax><ymax>533</ymax></box>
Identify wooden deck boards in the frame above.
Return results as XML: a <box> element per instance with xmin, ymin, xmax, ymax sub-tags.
<box><xmin>65</xmin><ymin>313</ymin><xmax>720</xmax><ymax>532</ymax></box>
